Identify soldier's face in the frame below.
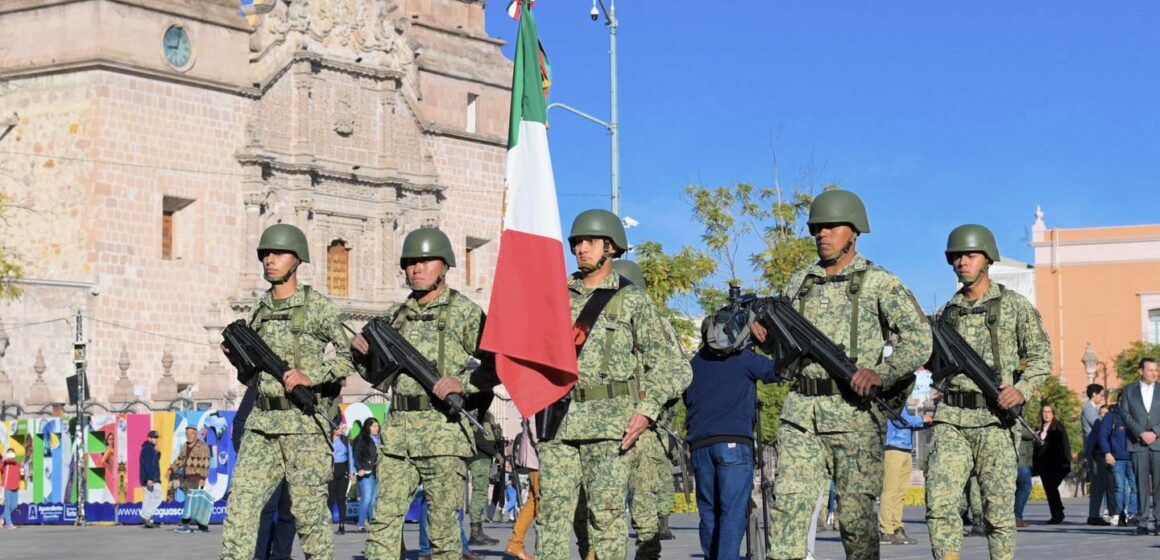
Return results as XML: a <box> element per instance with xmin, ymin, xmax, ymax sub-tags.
<box><xmin>405</xmin><ymin>257</ymin><xmax>447</xmax><ymax>290</ymax></box>
<box><xmin>950</xmin><ymin>252</ymin><xmax>988</xmax><ymax>283</ymax></box>
<box><xmin>812</xmin><ymin>224</ymin><xmax>855</xmax><ymax>260</ymax></box>
<box><xmin>262</xmin><ymin>250</ymin><xmax>299</xmax><ymax>282</ymax></box>
<box><xmin>572</xmin><ymin>237</ymin><xmax>611</xmax><ymax>270</ymax></box>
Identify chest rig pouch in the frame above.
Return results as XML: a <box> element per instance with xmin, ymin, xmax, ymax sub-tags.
<box><xmin>941</xmin><ymin>285</ymin><xmax>1005</xmax><ymax>377</ymax></box>
<box><xmin>796</xmin><ymin>267</ymin><xmax>869</xmax><ymax>363</ymax></box>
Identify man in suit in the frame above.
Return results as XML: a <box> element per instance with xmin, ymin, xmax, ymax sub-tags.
<box><xmin>1121</xmin><ymin>358</ymin><xmax>1160</xmax><ymax>536</ymax></box>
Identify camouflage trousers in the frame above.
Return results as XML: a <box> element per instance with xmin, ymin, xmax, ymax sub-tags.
<box><xmin>767</xmin><ymin>423</ymin><xmax>883</xmax><ymax>560</ymax></box>
<box><xmin>365</xmin><ymin>454</ymin><xmax>466</xmax><ymax>560</ymax></box>
<box><xmin>925</xmin><ymin>423</ymin><xmax>1016</xmax><ymax>560</ymax></box>
<box><xmin>538</xmin><ymin>439</ymin><xmax>629</xmax><ymax>560</ymax></box>
<box><xmin>629</xmin><ymin>429</ymin><xmax>671</xmax><ymax>560</ymax></box>
<box><xmin>960</xmin><ymin>473</ymin><xmax>983</xmax><ymax>525</ymax></box>
<box><xmin>219</xmin><ymin>430</ymin><xmax>332</xmax><ymax>560</ymax></box>
<box><xmin>468</xmin><ymin>457</ymin><xmax>492</xmax><ymax>524</ymax></box>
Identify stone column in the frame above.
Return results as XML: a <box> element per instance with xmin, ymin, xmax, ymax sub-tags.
<box><xmin>26</xmin><ymin>349</ymin><xmax>52</xmax><ymax>406</ymax></box>
<box><xmin>110</xmin><ymin>345</ymin><xmax>135</xmax><ymax>404</ymax></box>
<box><xmin>154</xmin><ymin>347</ymin><xmax>178</xmax><ymax>404</ymax></box>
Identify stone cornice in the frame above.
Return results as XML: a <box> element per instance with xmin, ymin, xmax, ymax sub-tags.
<box><xmin>0</xmin><ymin>0</ymin><xmax>250</xmax><ymax>31</ymax></box>
<box><xmin>410</xmin><ymin>20</ymin><xmax>506</xmax><ymax>48</ymax></box>
<box><xmin>417</xmin><ymin>60</ymin><xmax>510</xmax><ymax>90</ymax></box>
<box><xmin>0</xmin><ymin>60</ymin><xmax>256</xmax><ymax>97</ymax></box>
<box><xmin>234</xmin><ymin>150</ymin><xmax>444</xmax><ymax>193</ymax></box>
<box><xmin>424</xmin><ymin>123</ymin><xmax>506</xmax><ymax>148</ymax></box>
<box><xmin>253</xmin><ymin>52</ymin><xmax>408</xmax><ymax>95</ymax></box>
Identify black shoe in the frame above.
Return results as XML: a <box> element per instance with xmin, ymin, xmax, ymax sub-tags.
<box><xmin>1127</xmin><ymin>516</ymin><xmax>1139</xmax><ymax>526</ymax></box>
<box><xmin>1046</xmin><ymin>516</ymin><xmax>1064</xmax><ymax>525</ymax></box>
<box><xmin>1087</xmin><ymin>516</ymin><xmax>1111</xmax><ymax>526</ymax></box>
<box><xmin>197</xmin><ymin>524</ymin><xmax>210</xmax><ymax>533</ymax></box>
<box><xmin>337</xmin><ymin>525</ymin><xmax>346</xmax><ymax>535</ymax></box>
<box><xmin>658</xmin><ymin>516</ymin><xmax>675</xmax><ymax>540</ymax></box>
<box><xmin>1136</xmin><ymin>526</ymin><xmax>1149</xmax><ymax>536</ymax></box>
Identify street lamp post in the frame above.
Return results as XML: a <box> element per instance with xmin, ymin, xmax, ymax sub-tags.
<box><xmin>550</xmin><ymin>0</ymin><xmax>621</xmax><ymax>216</ymax></box>
<box><xmin>1082</xmin><ymin>342</ymin><xmax>1099</xmax><ymax>392</ymax></box>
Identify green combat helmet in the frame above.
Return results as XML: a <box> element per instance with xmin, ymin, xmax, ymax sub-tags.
<box><xmin>257</xmin><ymin>223</ymin><xmax>310</xmax><ymax>263</ymax></box>
<box><xmin>945</xmin><ymin>224</ymin><xmax>1000</xmax><ymax>264</ymax></box>
<box><xmin>568</xmin><ymin>209</ymin><xmax>628</xmax><ymax>257</ymax></box>
<box><xmin>807</xmin><ymin>190</ymin><xmax>871</xmax><ymax>234</ymax></box>
<box><xmin>612</xmin><ymin>259</ymin><xmax>646</xmax><ymax>288</ymax></box>
<box><xmin>400</xmin><ymin>227</ymin><xmax>456</xmax><ymax>269</ymax></box>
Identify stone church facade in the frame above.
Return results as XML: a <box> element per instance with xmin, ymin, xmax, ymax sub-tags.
<box><xmin>0</xmin><ymin>0</ymin><xmax>511</xmax><ymax>410</ymax></box>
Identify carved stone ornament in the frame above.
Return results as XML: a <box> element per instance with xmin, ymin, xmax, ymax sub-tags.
<box><xmin>253</xmin><ymin>0</ymin><xmax>414</xmax><ymax>69</ymax></box>
<box><xmin>334</xmin><ymin>97</ymin><xmax>355</xmax><ymax>137</ymax></box>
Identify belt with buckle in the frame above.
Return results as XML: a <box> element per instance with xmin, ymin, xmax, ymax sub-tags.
<box><xmin>569</xmin><ymin>379</ymin><xmax>640</xmax><ymax>403</ymax></box>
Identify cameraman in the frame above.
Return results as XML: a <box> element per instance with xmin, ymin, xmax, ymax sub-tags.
<box><xmin>685</xmin><ymin>304</ymin><xmax>780</xmax><ymax>560</ymax></box>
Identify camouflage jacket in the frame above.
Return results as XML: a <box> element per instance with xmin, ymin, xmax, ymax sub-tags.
<box><xmin>781</xmin><ymin>254</ymin><xmax>932</xmax><ymax>433</ymax></box>
<box><xmin>379</xmin><ymin>288</ymin><xmax>487</xmax><ymax>459</ymax></box>
<box><xmin>246</xmin><ymin>284</ymin><xmax>353</xmax><ymax>435</ymax></box>
<box><xmin>556</xmin><ymin>273</ymin><xmax>693</xmax><ymax>442</ymax></box>
<box><xmin>934</xmin><ymin>282</ymin><xmax>1051</xmax><ymax>428</ymax></box>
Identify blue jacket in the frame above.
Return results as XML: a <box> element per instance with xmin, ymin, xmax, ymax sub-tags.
<box><xmin>884</xmin><ymin>408</ymin><xmax>925</xmax><ymax>451</ymax></box>
<box><xmin>685</xmin><ymin>347</ymin><xmax>779</xmax><ymax>447</ymax></box>
<box><xmin>139</xmin><ymin>441</ymin><xmax>161</xmax><ymax>485</ymax></box>
<box><xmin>1097</xmin><ymin>406</ymin><xmax>1131</xmax><ymax>460</ymax></box>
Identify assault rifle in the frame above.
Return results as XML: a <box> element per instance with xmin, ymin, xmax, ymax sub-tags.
<box><xmin>360</xmin><ymin>317</ymin><xmax>484</xmax><ymax>432</ymax></box>
<box><xmin>927</xmin><ymin>317</ymin><xmax>1040</xmax><ymax>443</ymax></box>
<box><xmin>221</xmin><ymin>320</ymin><xmax>336</xmax><ymax>430</ymax></box>
<box><xmin>752</xmin><ymin>297</ymin><xmax>904</xmax><ymax>423</ymax></box>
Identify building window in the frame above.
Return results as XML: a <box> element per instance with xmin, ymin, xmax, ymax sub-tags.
<box><xmin>1149</xmin><ymin>309</ymin><xmax>1160</xmax><ymax>345</ymax></box>
<box><xmin>328</xmin><ymin>240</ymin><xmax>350</xmax><ymax>297</ymax></box>
<box><xmin>161</xmin><ymin>195</ymin><xmax>194</xmax><ymax>260</ymax></box>
<box><xmin>466</xmin><ymin>93</ymin><xmax>478</xmax><ymax>134</ymax></box>
<box><xmin>465</xmin><ymin>236</ymin><xmax>489</xmax><ymax>287</ymax></box>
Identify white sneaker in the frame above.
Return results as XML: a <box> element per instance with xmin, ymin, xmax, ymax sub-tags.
<box><xmin>1108</xmin><ymin>514</ymin><xmax>1120</xmax><ymax>526</ymax></box>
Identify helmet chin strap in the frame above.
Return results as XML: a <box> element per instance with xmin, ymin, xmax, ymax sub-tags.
<box><xmin>959</xmin><ymin>262</ymin><xmax>990</xmax><ymax>287</ymax></box>
<box><xmin>265</xmin><ymin>261</ymin><xmax>300</xmax><ymax>285</ymax></box>
<box><xmin>409</xmin><ymin>272</ymin><xmax>446</xmax><ymax>295</ymax></box>
<box><xmin>819</xmin><ymin>234</ymin><xmax>857</xmax><ymax>267</ymax></box>
<box><xmin>579</xmin><ymin>244</ymin><xmax>615</xmax><ymax>275</ymax></box>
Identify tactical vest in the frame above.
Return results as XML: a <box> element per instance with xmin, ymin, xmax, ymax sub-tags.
<box><xmin>795</xmin><ymin>267</ymin><xmax>869</xmax><ymax>361</ymax></box>
<box><xmin>388</xmin><ymin>288</ymin><xmax>462</xmax><ymax>376</ymax></box>
<box><xmin>249</xmin><ymin>285</ymin><xmax>314</xmax><ymax>370</ymax></box>
<box><xmin>941</xmin><ymin>285</ymin><xmax>1005</xmax><ymax>375</ymax></box>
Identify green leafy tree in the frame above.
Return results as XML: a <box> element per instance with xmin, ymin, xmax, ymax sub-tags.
<box><xmin>0</xmin><ymin>192</ymin><xmax>23</xmax><ymax>299</ymax></box>
<box><xmin>634</xmin><ymin>241</ymin><xmax>716</xmax><ymax>343</ymax></box>
<box><xmin>1112</xmin><ymin>341</ymin><xmax>1160</xmax><ymax>393</ymax></box>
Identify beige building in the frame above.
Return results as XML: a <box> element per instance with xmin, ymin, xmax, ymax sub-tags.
<box><xmin>1031</xmin><ymin>207</ymin><xmax>1160</xmax><ymax>393</ymax></box>
<box><xmin>0</xmin><ymin>0</ymin><xmax>512</xmax><ymax>410</ymax></box>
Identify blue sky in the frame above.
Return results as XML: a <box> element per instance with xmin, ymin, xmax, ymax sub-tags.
<box><xmin>484</xmin><ymin>1</ymin><xmax>1160</xmax><ymax>311</ymax></box>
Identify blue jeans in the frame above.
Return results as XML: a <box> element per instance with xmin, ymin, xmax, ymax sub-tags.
<box><xmin>419</xmin><ymin>491</ymin><xmax>470</xmax><ymax>555</ymax></box>
<box><xmin>1014</xmin><ymin>466</ymin><xmax>1032</xmax><ymax>519</ymax></box>
<box><xmin>692</xmin><ymin>441</ymin><xmax>754</xmax><ymax>560</ymax></box>
<box><xmin>358</xmin><ymin>475</ymin><xmax>378</xmax><ymax>529</ymax></box>
<box><xmin>3</xmin><ymin>489</ymin><xmax>16</xmax><ymax>526</ymax></box>
<box><xmin>1112</xmin><ymin>460</ymin><xmax>1139</xmax><ymax>517</ymax></box>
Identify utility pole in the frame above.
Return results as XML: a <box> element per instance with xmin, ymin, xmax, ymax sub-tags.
<box><xmin>72</xmin><ymin>310</ymin><xmax>88</xmax><ymax>526</ymax></box>
<box><xmin>602</xmin><ymin>0</ymin><xmax>621</xmax><ymax>216</ymax></box>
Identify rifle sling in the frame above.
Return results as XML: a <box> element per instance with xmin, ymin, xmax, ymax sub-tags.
<box><xmin>942</xmin><ymin>285</ymin><xmax>1004</xmax><ymax>376</ymax></box>
<box><xmin>573</xmin><ymin>276</ymin><xmax>628</xmax><ymax>358</ymax></box>
<box><xmin>796</xmin><ymin>268</ymin><xmax>866</xmax><ymax>362</ymax></box>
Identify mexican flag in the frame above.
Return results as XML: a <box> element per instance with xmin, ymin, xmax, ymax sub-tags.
<box><xmin>482</xmin><ymin>0</ymin><xmax>578</xmax><ymax>418</ymax></box>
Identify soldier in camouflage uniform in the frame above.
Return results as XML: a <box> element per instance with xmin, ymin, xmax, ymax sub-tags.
<box><xmin>219</xmin><ymin>224</ymin><xmax>353</xmax><ymax>560</ymax></box>
<box><xmin>536</xmin><ymin>210</ymin><xmax>692</xmax><ymax>560</ymax></box>
<box><xmin>352</xmin><ymin>227</ymin><xmax>493</xmax><ymax>560</ymax></box>
<box><xmin>752</xmin><ymin>190</ymin><xmax>932</xmax><ymax>560</ymax></box>
<box><xmin>924</xmin><ymin>224</ymin><xmax>1051</xmax><ymax>560</ymax></box>
<box><xmin>467</xmin><ymin>412</ymin><xmax>502</xmax><ymax>545</ymax></box>
<box><xmin>614</xmin><ymin>259</ymin><xmax>680</xmax><ymax>559</ymax></box>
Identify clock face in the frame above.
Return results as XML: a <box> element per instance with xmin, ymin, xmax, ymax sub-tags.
<box><xmin>163</xmin><ymin>25</ymin><xmax>192</xmax><ymax>70</ymax></box>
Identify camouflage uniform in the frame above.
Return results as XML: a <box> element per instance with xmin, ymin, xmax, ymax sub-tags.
<box><xmin>629</xmin><ymin>426</ymin><xmax>673</xmax><ymax>559</ymax></box>
<box><xmin>220</xmin><ymin>285</ymin><xmax>352</xmax><ymax>560</ymax></box>
<box><xmin>536</xmin><ymin>273</ymin><xmax>692</xmax><ymax>560</ymax></box>
<box><xmin>925</xmin><ymin>282</ymin><xmax>1050</xmax><ymax>559</ymax></box>
<box><xmin>768</xmin><ymin>254</ymin><xmax>932</xmax><ymax>560</ymax></box>
<box><xmin>364</xmin><ymin>288</ymin><xmax>487</xmax><ymax>560</ymax></box>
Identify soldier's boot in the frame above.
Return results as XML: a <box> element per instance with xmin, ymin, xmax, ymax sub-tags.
<box><xmin>657</xmin><ymin>515</ymin><xmax>675</xmax><ymax>540</ymax></box>
<box><xmin>891</xmin><ymin>528</ymin><xmax>918</xmax><ymax>545</ymax></box>
<box><xmin>937</xmin><ymin>552</ymin><xmax>962</xmax><ymax>560</ymax></box>
<box><xmin>585</xmin><ymin>550</ymin><xmax>596</xmax><ymax>560</ymax></box>
<box><xmin>469</xmin><ymin>522</ymin><xmax>500</xmax><ymax>545</ymax></box>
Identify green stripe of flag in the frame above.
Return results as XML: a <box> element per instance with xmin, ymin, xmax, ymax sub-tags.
<box><xmin>508</xmin><ymin>0</ymin><xmax>548</xmax><ymax>149</ymax></box>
